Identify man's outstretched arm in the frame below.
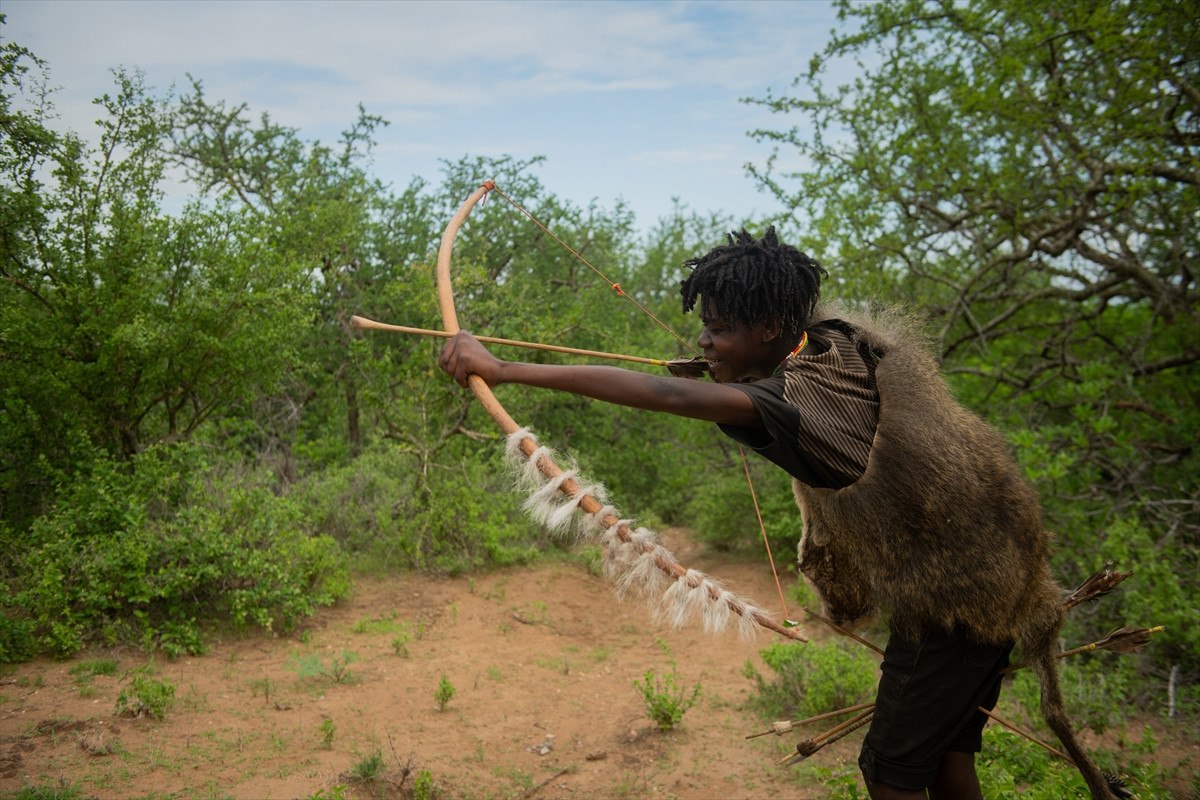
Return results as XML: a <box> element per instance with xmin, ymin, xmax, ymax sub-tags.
<box><xmin>438</xmin><ymin>331</ymin><xmax>761</xmax><ymax>429</ymax></box>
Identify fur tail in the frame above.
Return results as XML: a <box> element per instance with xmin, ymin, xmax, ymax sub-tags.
<box><xmin>1024</xmin><ymin>607</ymin><xmax>1119</xmax><ymax>800</ymax></box>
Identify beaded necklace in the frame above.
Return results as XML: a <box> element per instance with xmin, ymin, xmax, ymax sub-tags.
<box><xmin>773</xmin><ymin>330</ymin><xmax>809</xmax><ymax>377</ymax></box>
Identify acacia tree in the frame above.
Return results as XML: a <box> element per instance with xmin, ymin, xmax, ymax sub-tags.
<box><xmin>747</xmin><ymin>0</ymin><xmax>1197</xmax><ymax>683</ymax></box>
<box><xmin>0</xmin><ymin>44</ymin><xmax>348</xmax><ymax>657</ymax></box>
<box><xmin>168</xmin><ymin>80</ymin><xmax>457</xmax><ymax>478</ymax></box>
<box><xmin>0</xmin><ymin>45</ymin><xmax>308</xmax><ymax>526</ymax></box>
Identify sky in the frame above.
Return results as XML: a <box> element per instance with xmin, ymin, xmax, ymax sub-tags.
<box><xmin>3</xmin><ymin>0</ymin><xmax>850</xmax><ymax>231</ymax></box>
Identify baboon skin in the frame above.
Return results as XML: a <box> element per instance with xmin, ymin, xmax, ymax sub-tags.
<box><xmin>793</xmin><ymin>305</ymin><xmax>1118</xmax><ymax>800</ymax></box>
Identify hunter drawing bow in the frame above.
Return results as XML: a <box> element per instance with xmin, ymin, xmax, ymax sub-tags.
<box><xmin>357</xmin><ymin>182</ymin><xmax>1162</xmax><ymax>791</ymax></box>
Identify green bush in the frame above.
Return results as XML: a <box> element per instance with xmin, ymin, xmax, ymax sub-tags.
<box><xmin>686</xmin><ymin>458</ymin><xmax>802</xmax><ymax>556</ymax></box>
<box><xmin>349</xmin><ymin>750</ymin><xmax>385</xmax><ymax>782</ymax></box>
<box><xmin>291</xmin><ymin>444</ymin><xmax>540</xmax><ymax>574</ymax></box>
<box><xmin>976</xmin><ymin>726</ymin><xmax>1175</xmax><ymax>800</ymax></box>
<box><xmin>434</xmin><ymin>674</ymin><xmax>456</xmax><ymax>711</ymax></box>
<box><xmin>1</xmin><ymin>781</ymin><xmax>87</xmax><ymax>800</ymax></box>
<box><xmin>6</xmin><ymin>443</ymin><xmax>349</xmax><ymax>658</ymax></box>
<box><xmin>290</xmin><ymin>651</ymin><xmax>359</xmax><ymax>685</ymax></box>
<box><xmin>633</xmin><ymin>639</ymin><xmax>701</xmax><ymax>731</ymax></box>
<box><xmin>115</xmin><ymin>667</ymin><xmax>176</xmax><ymax>720</ymax></box>
<box><xmin>0</xmin><ymin>610</ymin><xmax>36</xmax><ymax>663</ymax></box>
<box><xmin>318</xmin><ymin>718</ymin><xmax>336</xmax><ymax>749</ymax></box>
<box><xmin>1009</xmin><ymin>658</ymin><xmax>1137</xmax><ymax>735</ymax></box>
<box><xmin>745</xmin><ymin>639</ymin><xmax>878</xmax><ymax>720</ymax></box>
<box><xmin>412</xmin><ymin>769</ymin><xmax>436</xmax><ymax>800</ymax></box>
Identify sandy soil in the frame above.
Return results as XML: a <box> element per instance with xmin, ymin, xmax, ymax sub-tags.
<box><xmin>0</xmin><ymin>529</ymin><xmax>1194</xmax><ymax>800</ymax></box>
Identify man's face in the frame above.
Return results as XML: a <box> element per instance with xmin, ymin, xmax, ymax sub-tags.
<box><xmin>697</xmin><ymin>312</ymin><xmax>778</xmax><ymax>384</ymax></box>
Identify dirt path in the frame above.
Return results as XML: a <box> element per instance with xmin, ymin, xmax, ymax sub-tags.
<box><xmin>1</xmin><ymin>530</ymin><xmax>850</xmax><ymax>799</ymax></box>
<box><xmin>0</xmin><ymin>529</ymin><xmax>1193</xmax><ymax>799</ymax></box>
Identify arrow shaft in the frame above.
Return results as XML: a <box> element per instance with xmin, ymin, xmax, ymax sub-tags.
<box><xmin>350</xmin><ymin>315</ymin><xmax>669</xmax><ymax>367</ymax></box>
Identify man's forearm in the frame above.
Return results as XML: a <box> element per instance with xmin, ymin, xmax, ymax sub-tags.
<box><xmin>495</xmin><ymin>362</ymin><xmax>682</xmax><ymax>411</ymax></box>
<box><xmin>492</xmin><ymin>361</ymin><xmax>756</xmax><ymax>426</ymax></box>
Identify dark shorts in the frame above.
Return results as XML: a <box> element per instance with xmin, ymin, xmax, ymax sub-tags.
<box><xmin>858</xmin><ymin>626</ymin><xmax>1012</xmax><ymax>791</ymax></box>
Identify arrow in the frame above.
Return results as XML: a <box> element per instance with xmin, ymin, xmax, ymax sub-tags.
<box><xmin>350</xmin><ymin>315</ymin><xmax>672</xmax><ymax>367</ymax></box>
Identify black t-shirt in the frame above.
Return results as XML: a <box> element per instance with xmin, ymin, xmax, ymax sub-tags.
<box><xmin>718</xmin><ymin>322</ymin><xmax>880</xmax><ymax>490</ymax></box>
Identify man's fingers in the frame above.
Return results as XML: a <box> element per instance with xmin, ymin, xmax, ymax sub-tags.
<box><xmin>437</xmin><ymin>331</ymin><xmax>488</xmax><ymax>388</ymax></box>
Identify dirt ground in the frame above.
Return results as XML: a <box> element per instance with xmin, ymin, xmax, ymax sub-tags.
<box><xmin>1</xmin><ymin>529</ymin><xmax>1195</xmax><ymax>800</ymax></box>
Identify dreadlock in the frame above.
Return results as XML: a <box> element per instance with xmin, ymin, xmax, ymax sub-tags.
<box><xmin>679</xmin><ymin>226</ymin><xmax>827</xmax><ymax>337</ymax></box>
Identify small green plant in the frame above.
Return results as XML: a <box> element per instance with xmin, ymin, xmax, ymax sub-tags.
<box><xmin>633</xmin><ymin>639</ymin><xmax>701</xmax><ymax>731</ymax></box>
<box><xmin>492</xmin><ymin>766</ymin><xmax>535</xmax><ymax>792</ymax></box>
<box><xmin>434</xmin><ymin>674</ymin><xmax>456</xmax><ymax>711</ymax></box>
<box><xmin>351</xmin><ymin>612</ymin><xmax>405</xmax><ymax>635</ymax></box>
<box><xmin>291</xmin><ymin>651</ymin><xmax>359</xmax><ymax>685</ymax></box>
<box><xmin>536</xmin><ymin>656</ymin><xmax>572</xmax><ymax>675</ymax></box>
<box><xmin>70</xmin><ymin>658</ymin><xmax>119</xmax><ymax>681</ymax></box>
<box><xmin>5</xmin><ymin>779</ymin><xmax>87</xmax><ymax>799</ymax></box>
<box><xmin>16</xmin><ymin>673</ymin><xmax>45</xmax><ymax>689</ymax></box>
<box><xmin>391</xmin><ymin>631</ymin><xmax>412</xmax><ymax>657</ymax></box>
<box><xmin>327</xmin><ymin>652</ymin><xmax>357</xmax><ymax>684</ymax></box>
<box><xmin>318</xmin><ymin>717</ymin><xmax>336</xmax><ymax>749</ymax></box>
<box><xmin>248</xmin><ymin>676</ymin><xmax>277</xmax><ymax>703</ymax></box>
<box><xmin>115</xmin><ymin>668</ymin><xmax>176</xmax><ymax>720</ymax></box>
<box><xmin>510</xmin><ymin>601</ymin><xmax>550</xmax><ymax>626</ymax></box>
<box><xmin>348</xmin><ymin>749</ymin><xmax>385</xmax><ymax>782</ymax></box>
<box><xmin>412</xmin><ymin>769</ymin><xmax>436</xmax><ymax>800</ymax></box>
<box><xmin>801</xmin><ymin>762</ymin><xmax>868</xmax><ymax>800</ymax></box>
<box><xmin>70</xmin><ymin>658</ymin><xmax>118</xmax><ymax>697</ymax></box>
<box><xmin>302</xmin><ymin>786</ymin><xmax>347</xmax><ymax>800</ymax></box>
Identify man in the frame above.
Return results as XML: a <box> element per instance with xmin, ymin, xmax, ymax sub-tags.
<box><xmin>439</xmin><ymin>227</ymin><xmax>1113</xmax><ymax>800</ymax></box>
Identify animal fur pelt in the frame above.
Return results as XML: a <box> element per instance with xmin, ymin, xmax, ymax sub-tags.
<box><xmin>793</xmin><ymin>302</ymin><xmax>1120</xmax><ymax>800</ymax></box>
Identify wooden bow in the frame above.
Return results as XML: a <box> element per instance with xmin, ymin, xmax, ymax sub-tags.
<box><xmin>435</xmin><ymin>180</ymin><xmax>805</xmax><ymax>642</ymax></box>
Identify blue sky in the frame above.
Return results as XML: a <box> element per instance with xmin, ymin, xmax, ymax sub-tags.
<box><xmin>4</xmin><ymin>0</ymin><xmax>851</xmax><ymax>230</ymax></box>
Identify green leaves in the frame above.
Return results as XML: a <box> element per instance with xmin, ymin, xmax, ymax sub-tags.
<box><xmin>746</xmin><ymin>640</ymin><xmax>877</xmax><ymax>721</ymax></box>
<box><xmin>8</xmin><ymin>443</ymin><xmax>348</xmax><ymax>659</ymax></box>
<box><xmin>745</xmin><ymin>0</ymin><xmax>1198</xmax><ymax>683</ymax></box>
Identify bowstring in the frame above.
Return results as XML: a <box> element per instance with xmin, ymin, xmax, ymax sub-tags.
<box><xmin>488</xmin><ymin>184</ymin><xmax>698</xmax><ymax>356</ymax></box>
<box><xmin>486</xmin><ymin>183</ymin><xmax>793</xmax><ymax>625</ymax></box>
<box><xmin>741</xmin><ymin>447</ymin><xmax>793</xmax><ymax>623</ymax></box>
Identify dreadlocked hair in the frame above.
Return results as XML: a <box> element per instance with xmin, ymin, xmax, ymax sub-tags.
<box><xmin>680</xmin><ymin>227</ymin><xmax>827</xmax><ymax>337</ymax></box>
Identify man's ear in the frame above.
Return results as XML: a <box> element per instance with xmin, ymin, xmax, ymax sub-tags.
<box><xmin>760</xmin><ymin>316</ymin><xmax>783</xmax><ymax>343</ymax></box>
